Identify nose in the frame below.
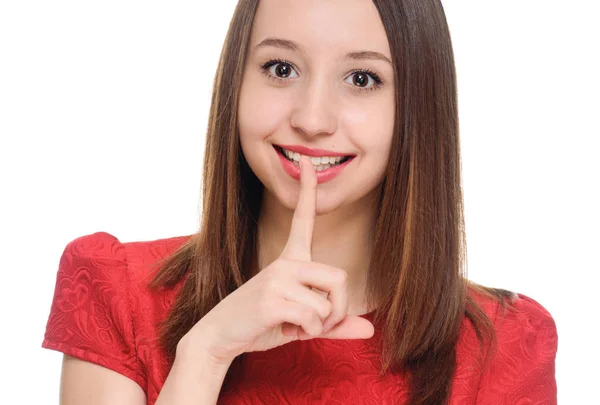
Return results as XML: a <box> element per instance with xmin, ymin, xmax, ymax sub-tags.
<box><xmin>290</xmin><ymin>79</ymin><xmax>338</xmax><ymax>138</ymax></box>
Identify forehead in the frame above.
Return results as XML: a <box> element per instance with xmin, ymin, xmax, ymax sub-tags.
<box><xmin>250</xmin><ymin>0</ymin><xmax>391</xmax><ymax>59</ymax></box>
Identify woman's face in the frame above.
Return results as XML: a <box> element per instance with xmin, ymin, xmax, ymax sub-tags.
<box><xmin>238</xmin><ymin>0</ymin><xmax>395</xmax><ymax>215</ymax></box>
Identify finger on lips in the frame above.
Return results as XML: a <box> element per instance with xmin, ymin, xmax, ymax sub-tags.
<box><xmin>282</xmin><ymin>155</ymin><xmax>317</xmax><ymax>261</ymax></box>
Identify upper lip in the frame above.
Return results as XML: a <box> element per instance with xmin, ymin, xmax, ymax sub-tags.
<box><xmin>275</xmin><ymin>144</ymin><xmax>354</xmax><ymax>158</ymax></box>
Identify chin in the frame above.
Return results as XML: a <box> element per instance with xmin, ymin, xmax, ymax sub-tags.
<box><xmin>314</xmin><ymin>195</ymin><xmax>349</xmax><ymax>216</ymax></box>
<box><xmin>262</xmin><ymin>182</ymin><xmax>336</xmax><ymax>215</ymax></box>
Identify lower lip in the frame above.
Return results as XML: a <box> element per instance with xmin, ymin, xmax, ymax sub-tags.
<box><xmin>274</xmin><ymin>146</ymin><xmax>354</xmax><ymax>184</ymax></box>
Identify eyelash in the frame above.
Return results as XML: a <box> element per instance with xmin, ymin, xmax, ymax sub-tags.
<box><xmin>259</xmin><ymin>58</ymin><xmax>384</xmax><ymax>93</ymax></box>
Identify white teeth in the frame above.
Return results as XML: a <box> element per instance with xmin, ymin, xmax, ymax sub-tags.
<box><xmin>291</xmin><ymin>160</ymin><xmax>333</xmax><ymax>171</ymax></box>
<box><xmin>280</xmin><ymin>147</ymin><xmax>348</xmax><ymax>169</ymax></box>
<box><xmin>314</xmin><ymin>164</ymin><xmax>332</xmax><ymax>172</ymax></box>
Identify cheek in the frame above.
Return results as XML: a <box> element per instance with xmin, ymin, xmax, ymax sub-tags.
<box><xmin>238</xmin><ymin>81</ymin><xmax>291</xmax><ymax>145</ymax></box>
<box><xmin>341</xmin><ymin>97</ymin><xmax>395</xmax><ymax>160</ymax></box>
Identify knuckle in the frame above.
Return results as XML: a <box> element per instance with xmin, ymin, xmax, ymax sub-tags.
<box><xmin>301</xmin><ymin>307</ymin><xmax>317</xmax><ymax>323</ymax></box>
<box><xmin>328</xmin><ymin>310</ymin><xmax>344</xmax><ymax>326</ymax></box>
<box><xmin>321</xmin><ymin>299</ymin><xmax>333</xmax><ymax>316</ymax></box>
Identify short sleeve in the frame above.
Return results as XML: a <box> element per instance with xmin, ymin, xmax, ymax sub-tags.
<box><xmin>476</xmin><ymin>293</ymin><xmax>558</xmax><ymax>404</ymax></box>
<box><xmin>42</xmin><ymin>232</ymin><xmax>146</xmax><ymax>391</ymax></box>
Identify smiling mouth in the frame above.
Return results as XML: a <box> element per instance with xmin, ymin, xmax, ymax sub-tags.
<box><xmin>274</xmin><ymin>145</ymin><xmax>353</xmax><ymax>172</ymax></box>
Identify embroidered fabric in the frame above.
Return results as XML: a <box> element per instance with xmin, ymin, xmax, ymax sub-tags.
<box><xmin>42</xmin><ymin>232</ymin><xmax>558</xmax><ymax>404</ymax></box>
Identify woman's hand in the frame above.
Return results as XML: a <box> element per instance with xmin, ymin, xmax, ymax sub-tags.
<box><xmin>180</xmin><ymin>156</ymin><xmax>375</xmax><ymax>365</ymax></box>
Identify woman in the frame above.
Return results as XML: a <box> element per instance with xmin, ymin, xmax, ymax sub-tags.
<box><xmin>42</xmin><ymin>0</ymin><xmax>558</xmax><ymax>404</ymax></box>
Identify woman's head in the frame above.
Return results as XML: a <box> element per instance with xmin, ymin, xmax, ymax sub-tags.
<box><xmin>238</xmin><ymin>0</ymin><xmax>395</xmax><ymax>215</ymax></box>
<box><xmin>202</xmin><ymin>0</ymin><xmax>459</xmax><ymax>232</ymax></box>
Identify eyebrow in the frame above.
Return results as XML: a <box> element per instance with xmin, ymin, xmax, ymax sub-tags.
<box><xmin>255</xmin><ymin>37</ymin><xmax>392</xmax><ymax>65</ymax></box>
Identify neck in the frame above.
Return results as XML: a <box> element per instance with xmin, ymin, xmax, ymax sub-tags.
<box><xmin>257</xmin><ymin>190</ymin><xmax>378</xmax><ymax>315</ymax></box>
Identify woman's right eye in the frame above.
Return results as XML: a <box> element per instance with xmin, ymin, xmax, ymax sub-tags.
<box><xmin>261</xmin><ymin>60</ymin><xmax>299</xmax><ymax>81</ymax></box>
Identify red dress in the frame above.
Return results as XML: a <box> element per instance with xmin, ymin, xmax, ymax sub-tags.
<box><xmin>42</xmin><ymin>232</ymin><xmax>558</xmax><ymax>404</ymax></box>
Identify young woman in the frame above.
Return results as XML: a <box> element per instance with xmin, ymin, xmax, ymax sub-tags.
<box><xmin>42</xmin><ymin>0</ymin><xmax>558</xmax><ymax>404</ymax></box>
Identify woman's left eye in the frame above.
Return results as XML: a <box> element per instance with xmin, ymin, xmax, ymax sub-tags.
<box><xmin>344</xmin><ymin>71</ymin><xmax>383</xmax><ymax>91</ymax></box>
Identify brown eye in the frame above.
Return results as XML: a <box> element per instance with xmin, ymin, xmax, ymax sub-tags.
<box><xmin>353</xmin><ymin>73</ymin><xmax>368</xmax><ymax>87</ymax></box>
<box><xmin>345</xmin><ymin>70</ymin><xmax>383</xmax><ymax>92</ymax></box>
<box><xmin>275</xmin><ymin>63</ymin><xmax>291</xmax><ymax>78</ymax></box>
<box><xmin>264</xmin><ymin>61</ymin><xmax>298</xmax><ymax>80</ymax></box>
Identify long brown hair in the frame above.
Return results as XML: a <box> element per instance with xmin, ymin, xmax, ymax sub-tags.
<box><xmin>150</xmin><ymin>1</ymin><xmax>515</xmax><ymax>404</ymax></box>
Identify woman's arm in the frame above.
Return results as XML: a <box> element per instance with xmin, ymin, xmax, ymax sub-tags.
<box><xmin>154</xmin><ymin>338</ymin><xmax>233</xmax><ymax>405</ymax></box>
<box><xmin>60</xmin><ymin>355</ymin><xmax>146</xmax><ymax>405</ymax></box>
<box><xmin>60</xmin><ymin>344</ymin><xmax>232</xmax><ymax>405</ymax></box>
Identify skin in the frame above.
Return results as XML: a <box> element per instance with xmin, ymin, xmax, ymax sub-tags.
<box><xmin>238</xmin><ymin>0</ymin><xmax>395</xmax><ymax>314</ymax></box>
<box><xmin>58</xmin><ymin>1</ymin><xmax>395</xmax><ymax>403</ymax></box>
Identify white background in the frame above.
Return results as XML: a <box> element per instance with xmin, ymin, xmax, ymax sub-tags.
<box><xmin>1</xmin><ymin>1</ymin><xmax>598</xmax><ymax>403</ymax></box>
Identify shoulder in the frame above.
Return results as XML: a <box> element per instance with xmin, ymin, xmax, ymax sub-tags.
<box><xmin>469</xmin><ymin>289</ymin><xmax>558</xmax><ymax>402</ymax></box>
<box><xmin>469</xmin><ymin>288</ymin><xmax>556</xmax><ymax>336</ymax></box>
<box><xmin>48</xmin><ymin>230</ymin><xmax>194</xmax><ymax>327</ymax></box>
<box><xmin>60</xmin><ymin>231</ymin><xmax>126</xmax><ymax>266</ymax></box>
<box><xmin>491</xmin><ymin>293</ymin><xmax>558</xmax><ymax>375</ymax></box>
<box><xmin>471</xmin><ymin>289</ymin><xmax>557</xmax><ymax>348</ymax></box>
<box><xmin>52</xmin><ymin>232</ymin><xmax>130</xmax><ymax>308</ymax></box>
<box><xmin>43</xmin><ymin>231</ymin><xmax>194</xmax><ymax>390</ymax></box>
<box><xmin>468</xmin><ymin>288</ymin><xmax>557</xmax><ymax>365</ymax></box>
<box><xmin>61</xmin><ymin>230</ymin><xmax>193</xmax><ymax>259</ymax></box>
<box><xmin>59</xmin><ymin>231</ymin><xmax>193</xmax><ymax>279</ymax></box>
<box><xmin>54</xmin><ymin>231</ymin><xmax>194</xmax><ymax>319</ymax></box>
<box><xmin>495</xmin><ymin>293</ymin><xmax>557</xmax><ymax>342</ymax></box>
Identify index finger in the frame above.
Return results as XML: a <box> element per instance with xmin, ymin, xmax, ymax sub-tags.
<box><xmin>281</xmin><ymin>155</ymin><xmax>317</xmax><ymax>261</ymax></box>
